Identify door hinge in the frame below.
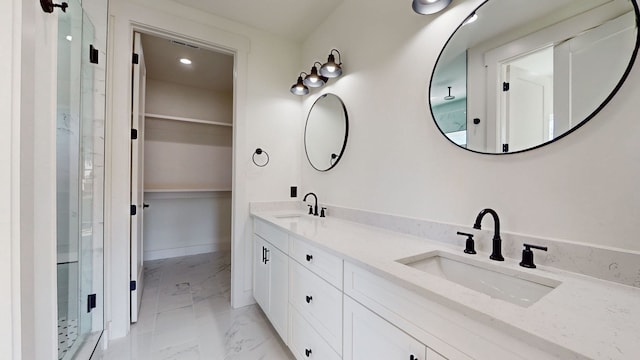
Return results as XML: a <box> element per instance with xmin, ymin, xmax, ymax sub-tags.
<box><xmin>503</xmin><ymin>82</ymin><xmax>510</xmax><ymax>91</ymax></box>
<box><xmin>87</xmin><ymin>294</ymin><xmax>97</xmax><ymax>313</ymax></box>
<box><xmin>131</xmin><ymin>129</ymin><xmax>138</xmax><ymax>140</ymax></box>
<box><xmin>89</xmin><ymin>44</ymin><xmax>99</xmax><ymax>64</ymax></box>
<box><xmin>130</xmin><ymin>280</ymin><xmax>137</xmax><ymax>291</ymax></box>
<box><xmin>130</xmin><ymin>205</ymin><xmax>137</xmax><ymax>216</ymax></box>
<box><xmin>502</xmin><ymin>143</ymin><xmax>509</xmax><ymax>152</ymax></box>
<box><xmin>132</xmin><ymin>53</ymin><xmax>139</xmax><ymax>64</ymax></box>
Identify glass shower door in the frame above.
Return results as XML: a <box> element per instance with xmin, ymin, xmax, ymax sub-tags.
<box><xmin>56</xmin><ymin>0</ymin><xmax>105</xmax><ymax>358</ymax></box>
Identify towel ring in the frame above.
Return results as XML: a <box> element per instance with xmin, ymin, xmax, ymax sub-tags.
<box><xmin>252</xmin><ymin>148</ymin><xmax>269</xmax><ymax>167</ymax></box>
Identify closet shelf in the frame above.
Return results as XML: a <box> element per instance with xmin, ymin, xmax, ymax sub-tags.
<box><xmin>145</xmin><ymin>113</ymin><xmax>233</xmax><ymax>127</ymax></box>
<box><xmin>144</xmin><ymin>188</ymin><xmax>232</xmax><ymax>193</ymax></box>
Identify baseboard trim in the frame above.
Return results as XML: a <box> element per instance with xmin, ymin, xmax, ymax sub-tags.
<box><xmin>143</xmin><ymin>242</ymin><xmax>231</xmax><ymax>261</ymax></box>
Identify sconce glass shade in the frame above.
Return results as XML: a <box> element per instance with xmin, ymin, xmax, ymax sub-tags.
<box><xmin>303</xmin><ymin>66</ymin><xmax>327</xmax><ymax>88</ymax></box>
<box><xmin>290</xmin><ymin>76</ymin><xmax>309</xmax><ymax>95</ymax></box>
<box><xmin>412</xmin><ymin>0</ymin><xmax>452</xmax><ymax>15</ymax></box>
<box><xmin>320</xmin><ymin>53</ymin><xmax>343</xmax><ymax>78</ymax></box>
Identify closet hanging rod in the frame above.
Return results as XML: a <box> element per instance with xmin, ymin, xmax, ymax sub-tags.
<box><xmin>145</xmin><ymin>113</ymin><xmax>233</xmax><ymax>127</ymax></box>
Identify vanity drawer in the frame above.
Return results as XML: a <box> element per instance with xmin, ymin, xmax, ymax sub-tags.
<box><xmin>290</xmin><ymin>260</ymin><xmax>342</xmax><ymax>354</ymax></box>
<box><xmin>254</xmin><ymin>218</ymin><xmax>288</xmax><ymax>253</ymax></box>
<box><xmin>289</xmin><ymin>306</ymin><xmax>341</xmax><ymax>360</ymax></box>
<box><xmin>290</xmin><ymin>235</ymin><xmax>343</xmax><ymax>289</ymax></box>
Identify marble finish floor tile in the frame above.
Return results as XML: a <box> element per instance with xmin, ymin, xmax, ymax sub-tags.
<box><xmin>100</xmin><ymin>252</ymin><xmax>294</xmax><ymax>360</ymax></box>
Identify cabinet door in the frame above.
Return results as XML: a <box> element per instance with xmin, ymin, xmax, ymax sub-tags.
<box><xmin>344</xmin><ymin>296</ymin><xmax>427</xmax><ymax>360</ymax></box>
<box><xmin>253</xmin><ymin>235</ymin><xmax>269</xmax><ymax>312</ymax></box>
<box><xmin>290</xmin><ymin>260</ymin><xmax>342</xmax><ymax>354</ymax></box>
<box><xmin>268</xmin><ymin>245</ymin><xmax>288</xmax><ymax>342</ymax></box>
<box><xmin>428</xmin><ymin>348</ymin><xmax>448</xmax><ymax>360</ymax></box>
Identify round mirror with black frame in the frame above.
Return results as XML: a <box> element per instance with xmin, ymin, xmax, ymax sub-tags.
<box><xmin>429</xmin><ymin>0</ymin><xmax>639</xmax><ymax>154</ymax></box>
<box><xmin>304</xmin><ymin>93</ymin><xmax>349</xmax><ymax>171</ymax></box>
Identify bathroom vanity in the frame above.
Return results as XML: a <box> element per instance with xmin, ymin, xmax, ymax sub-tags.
<box><xmin>251</xmin><ymin>208</ymin><xmax>640</xmax><ymax>360</ymax></box>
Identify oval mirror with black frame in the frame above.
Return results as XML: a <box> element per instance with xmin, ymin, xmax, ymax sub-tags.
<box><xmin>304</xmin><ymin>93</ymin><xmax>349</xmax><ymax>171</ymax></box>
<box><xmin>430</xmin><ymin>0</ymin><xmax>639</xmax><ymax>154</ymax></box>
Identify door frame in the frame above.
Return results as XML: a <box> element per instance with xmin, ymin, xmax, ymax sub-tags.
<box><xmin>105</xmin><ymin>1</ymin><xmax>251</xmax><ymax>341</ymax></box>
<box><xmin>482</xmin><ymin>1</ymin><xmax>631</xmax><ymax>153</ymax></box>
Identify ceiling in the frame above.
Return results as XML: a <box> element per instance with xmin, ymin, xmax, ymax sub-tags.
<box><xmin>173</xmin><ymin>0</ymin><xmax>345</xmax><ymax>42</ymax></box>
<box><xmin>141</xmin><ymin>0</ymin><xmax>348</xmax><ymax>91</ymax></box>
<box><xmin>141</xmin><ymin>34</ymin><xmax>234</xmax><ymax>92</ymax></box>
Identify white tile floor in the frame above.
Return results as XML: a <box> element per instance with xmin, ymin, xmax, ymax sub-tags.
<box><xmin>100</xmin><ymin>252</ymin><xmax>295</xmax><ymax>360</ymax></box>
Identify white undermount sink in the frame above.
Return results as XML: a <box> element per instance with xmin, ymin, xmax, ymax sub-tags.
<box><xmin>274</xmin><ymin>214</ymin><xmax>303</xmax><ymax>220</ymax></box>
<box><xmin>273</xmin><ymin>214</ymin><xmax>306</xmax><ymax>226</ymax></box>
<box><xmin>397</xmin><ymin>251</ymin><xmax>561</xmax><ymax>307</ymax></box>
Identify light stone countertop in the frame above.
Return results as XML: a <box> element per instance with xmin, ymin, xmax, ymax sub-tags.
<box><xmin>251</xmin><ymin>210</ymin><xmax>640</xmax><ymax>360</ymax></box>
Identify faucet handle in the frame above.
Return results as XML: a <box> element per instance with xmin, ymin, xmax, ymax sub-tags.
<box><xmin>457</xmin><ymin>232</ymin><xmax>476</xmax><ymax>255</ymax></box>
<box><xmin>519</xmin><ymin>243</ymin><xmax>548</xmax><ymax>268</ymax></box>
<box><xmin>307</xmin><ymin>205</ymin><xmax>314</xmax><ymax>215</ymax></box>
<box><xmin>320</xmin><ymin>207</ymin><xmax>327</xmax><ymax>218</ymax></box>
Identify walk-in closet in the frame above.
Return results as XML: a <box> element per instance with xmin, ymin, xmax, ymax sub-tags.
<box><xmin>138</xmin><ymin>33</ymin><xmax>233</xmax><ymax>261</ymax></box>
<box><xmin>130</xmin><ymin>32</ymin><xmax>234</xmax><ymax>326</ymax></box>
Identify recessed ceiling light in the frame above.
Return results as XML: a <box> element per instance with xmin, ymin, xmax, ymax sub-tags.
<box><xmin>66</xmin><ymin>35</ymin><xmax>73</xmax><ymax>41</ymax></box>
<box><xmin>179</xmin><ymin>58</ymin><xmax>192</xmax><ymax>65</ymax></box>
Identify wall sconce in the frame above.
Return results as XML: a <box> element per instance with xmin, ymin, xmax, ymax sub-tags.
<box><xmin>304</xmin><ymin>62</ymin><xmax>328</xmax><ymax>88</ymax></box>
<box><xmin>320</xmin><ymin>49</ymin><xmax>342</xmax><ymax>78</ymax></box>
<box><xmin>290</xmin><ymin>49</ymin><xmax>343</xmax><ymax>96</ymax></box>
<box><xmin>290</xmin><ymin>73</ymin><xmax>310</xmax><ymax>95</ymax></box>
<box><xmin>412</xmin><ymin>0</ymin><xmax>452</xmax><ymax>15</ymax></box>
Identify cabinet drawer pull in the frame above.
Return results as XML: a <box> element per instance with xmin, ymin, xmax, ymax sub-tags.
<box><xmin>305</xmin><ymin>295</ymin><xmax>313</xmax><ymax>304</ymax></box>
<box><xmin>265</xmin><ymin>248</ymin><xmax>270</xmax><ymax>263</ymax></box>
<box><xmin>305</xmin><ymin>348</ymin><xmax>312</xmax><ymax>357</ymax></box>
<box><xmin>306</xmin><ymin>254</ymin><xmax>313</xmax><ymax>262</ymax></box>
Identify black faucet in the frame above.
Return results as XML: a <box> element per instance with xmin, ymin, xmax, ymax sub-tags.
<box><xmin>473</xmin><ymin>208</ymin><xmax>504</xmax><ymax>261</ymax></box>
<box><xmin>303</xmin><ymin>192</ymin><xmax>319</xmax><ymax>216</ymax></box>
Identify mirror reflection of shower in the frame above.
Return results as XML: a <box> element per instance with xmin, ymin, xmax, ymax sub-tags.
<box><xmin>444</xmin><ymin>86</ymin><xmax>455</xmax><ymax>101</ymax></box>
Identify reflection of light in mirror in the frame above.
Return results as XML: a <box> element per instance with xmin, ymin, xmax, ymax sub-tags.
<box><xmin>179</xmin><ymin>58</ymin><xmax>192</xmax><ymax>65</ymax></box>
<box><xmin>66</xmin><ymin>35</ymin><xmax>73</xmax><ymax>41</ymax></box>
<box><xmin>463</xmin><ymin>13</ymin><xmax>478</xmax><ymax>26</ymax></box>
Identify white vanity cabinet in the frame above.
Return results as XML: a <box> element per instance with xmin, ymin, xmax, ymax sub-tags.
<box><xmin>252</xmin><ymin>220</ymin><xmax>289</xmax><ymax>343</ymax></box>
<box><xmin>344</xmin><ymin>295</ymin><xmax>429</xmax><ymax>360</ymax></box>
<box><xmin>289</xmin><ymin>234</ymin><xmax>343</xmax><ymax>288</ymax></box>
<box><xmin>288</xmin><ymin>236</ymin><xmax>344</xmax><ymax>359</ymax></box>
<box><xmin>289</xmin><ymin>256</ymin><xmax>343</xmax><ymax>355</ymax></box>
<box><xmin>289</xmin><ymin>306</ymin><xmax>342</xmax><ymax>360</ymax></box>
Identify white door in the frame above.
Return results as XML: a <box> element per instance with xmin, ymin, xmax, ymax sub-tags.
<box><xmin>130</xmin><ymin>32</ymin><xmax>146</xmax><ymax>323</ymax></box>
<box><xmin>502</xmin><ymin>62</ymin><xmax>552</xmax><ymax>152</ymax></box>
<box><xmin>554</xmin><ymin>11</ymin><xmax>635</xmax><ymax>135</ymax></box>
<box><xmin>343</xmin><ymin>296</ymin><xmax>426</xmax><ymax>360</ymax></box>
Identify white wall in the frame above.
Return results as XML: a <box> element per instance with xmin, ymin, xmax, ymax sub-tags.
<box><xmin>143</xmin><ymin>192</ymin><xmax>232</xmax><ymax>260</ymax></box>
<box><xmin>143</xmin><ymin>79</ymin><xmax>233</xmax><ymax>260</ymax></box>
<box><xmin>145</xmin><ymin>78</ymin><xmax>233</xmax><ymax>122</ymax></box>
<box><xmin>5</xmin><ymin>1</ymin><xmax>59</xmax><ymax>359</ymax></box>
<box><xmin>144</xmin><ymin>79</ymin><xmax>233</xmax><ymax>189</ymax></box>
<box><xmin>106</xmin><ymin>0</ymin><xmax>302</xmax><ymax>340</ymax></box>
<box><xmin>0</xmin><ymin>0</ymin><xmax>20</xmax><ymax>357</ymax></box>
<box><xmin>300</xmin><ymin>0</ymin><xmax>640</xmax><ymax>252</ymax></box>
